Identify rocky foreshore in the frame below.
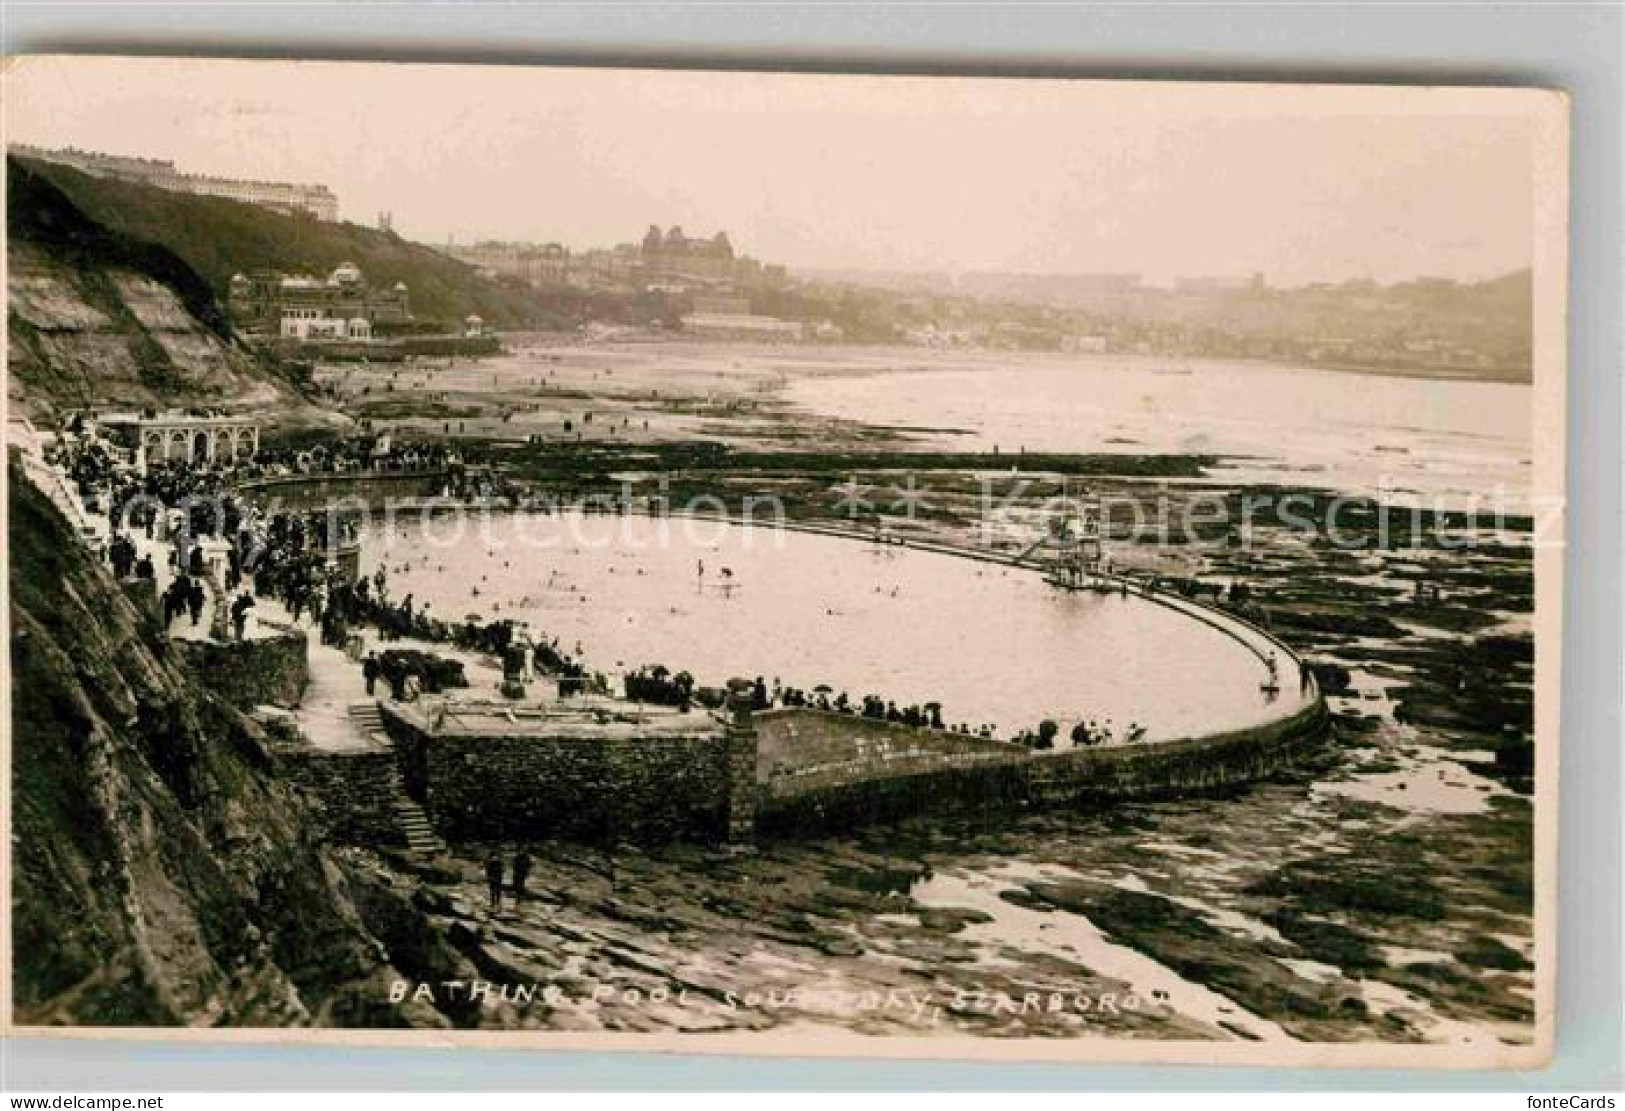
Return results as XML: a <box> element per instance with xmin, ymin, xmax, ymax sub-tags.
<box><xmin>337</xmin><ymin>449</ymin><xmax>1534</xmax><ymax>1043</ymax></box>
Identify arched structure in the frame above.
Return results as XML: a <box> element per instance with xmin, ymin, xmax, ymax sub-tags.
<box><xmin>105</xmin><ymin>412</ymin><xmax>260</xmax><ymax>467</ymax></box>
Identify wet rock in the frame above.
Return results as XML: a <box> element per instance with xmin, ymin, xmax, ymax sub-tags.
<box><xmin>917</xmin><ymin>906</ymin><xmax>994</xmax><ymax>933</ymax></box>
<box><xmin>1456</xmin><ymin>934</ymin><xmax>1531</xmax><ymax>972</ymax></box>
<box><xmin>1034</xmin><ymin>881</ymin><xmax>1361</xmax><ymax>1035</ymax></box>
<box><xmin>1249</xmin><ymin>857</ymin><xmax>1445</xmax><ymax>920</ymax></box>
<box><xmin>1307</xmin><ymin>661</ymin><xmax>1353</xmax><ymax>694</ymax></box>
<box><xmin>997</xmin><ymin>887</ymin><xmax>1055</xmax><ymax>912</ymax></box>
<box><xmin>818</xmin><ymin>938</ymin><xmax>864</xmax><ymax>957</ymax></box>
<box><xmin>1266</xmin><ymin>909</ymin><xmax>1382</xmax><ymax>973</ymax></box>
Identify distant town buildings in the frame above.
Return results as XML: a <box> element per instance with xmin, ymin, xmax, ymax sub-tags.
<box><xmin>447</xmin><ymin>241</ymin><xmax>573</xmax><ymax>286</ymax></box>
<box><xmin>227</xmin><ymin>263</ymin><xmax>413</xmax><ymax>340</ymax></box>
<box><xmin>442</xmin><ymin>226</ymin><xmax>787</xmax><ymax>294</ymax></box>
<box><xmin>10</xmin><ymin>143</ymin><xmax>339</xmax><ymax>221</ymax></box>
<box><xmin>441</xmin><ymin>225</ymin><xmax>822</xmax><ymax>340</ymax></box>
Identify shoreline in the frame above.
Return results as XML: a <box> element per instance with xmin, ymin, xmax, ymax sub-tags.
<box><xmin>500</xmin><ymin>334</ymin><xmax>1534</xmax><ymax>388</ymax></box>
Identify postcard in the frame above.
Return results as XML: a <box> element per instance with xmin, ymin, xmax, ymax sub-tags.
<box><xmin>2</xmin><ymin>56</ymin><xmax>1567</xmax><ymax>1068</ymax></box>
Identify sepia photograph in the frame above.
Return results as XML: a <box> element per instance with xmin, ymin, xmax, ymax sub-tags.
<box><xmin>2</xmin><ymin>55</ymin><xmax>1569</xmax><ymax>1070</ymax></box>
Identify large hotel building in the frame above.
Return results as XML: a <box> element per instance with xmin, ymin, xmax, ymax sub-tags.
<box><xmin>9</xmin><ymin>144</ymin><xmax>339</xmax><ymax>221</ymax></box>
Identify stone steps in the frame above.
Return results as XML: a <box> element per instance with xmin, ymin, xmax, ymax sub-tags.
<box><xmin>333</xmin><ymin>701</ymin><xmax>445</xmax><ymax>855</ymax></box>
<box><xmin>390</xmin><ymin>790</ymin><xmax>445</xmax><ymax>857</ymax></box>
<box><xmin>346</xmin><ymin>701</ymin><xmax>390</xmax><ymax>748</ymax></box>
<box><xmin>19</xmin><ymin>455</ymin><xmax>106</xmax><ymax>546</ymax></box>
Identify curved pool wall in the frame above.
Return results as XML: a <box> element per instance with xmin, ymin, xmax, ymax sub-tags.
<box><xmin>235</xmin><ymin>472</ymin><xmax>1328</xmax><ymax>840</ymax></box>
<box><xmin>235</xmin><ymin>467</ymin><xmax>451</xmax><ymax>510</ymax></box>
<box><xmin>753</xmin><ymin>699</ymin><xmax>1330</xmax><ymax>839</ymax></box>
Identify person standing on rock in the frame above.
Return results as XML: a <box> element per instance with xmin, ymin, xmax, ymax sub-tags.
<box><xmin>484</xmin><ymin>853</ymin><xmax>505</xmax><ymax>912</ymax></box>
<box><xmin>512</xmin><ymin>850</ymin><xmax>532</xmax><ymax>903</ymax></box>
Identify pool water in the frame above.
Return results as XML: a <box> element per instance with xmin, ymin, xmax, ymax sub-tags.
<box><xmin>363</xmin><ymin>510</ymin><xmax>1278</xmax><ymax>743</ymax></box>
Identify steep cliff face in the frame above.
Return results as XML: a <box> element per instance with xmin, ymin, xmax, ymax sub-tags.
<box><xmin>7</xmin><ymin>471</ymin><xmax>459</xmax><ymax>1027</ymax></box>
<box><xmin>5</xmin><ymin>157</ymin><xmax>327</xmax><ymax>427</ymax></box>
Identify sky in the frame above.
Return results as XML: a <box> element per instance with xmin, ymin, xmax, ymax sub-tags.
<box><xmin>4</xmin><ymin>56</ymin><xmax>1547</xmax><ymax>286</ymax></box>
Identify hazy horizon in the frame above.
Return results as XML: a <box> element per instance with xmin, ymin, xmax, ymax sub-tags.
<box><xmin>5</xmin><ymin>56</ymin><xmax>1544</xmax><ymax>287</ymax></box>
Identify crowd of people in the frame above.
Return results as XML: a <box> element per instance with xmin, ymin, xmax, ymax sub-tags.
<box><xmin>623</xmin><ymin>665</ymin><xmax>697</xmax><ymax>707</ymax></box>
<box><xmin>606</xmin><ymin>668</ymin><xmax>1160</xmax><ymax>747</ymax></box>
<box><xmin>736</xmin><ymin>675</ymin><xmax>987</xmax><ymax>737</ymax></box>
<box><xmin>162</xmin><ymin>573</ymin><xmax>207</xmax><ymax>629</ymax></box>
<box><xmin>45</xmin><ymin>426</ymin><xmax>565</xmax><ymax>659</ymax></box>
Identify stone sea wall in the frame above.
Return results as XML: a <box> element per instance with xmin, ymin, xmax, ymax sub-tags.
<box><xmin>280</xmin><ymin>749</ymin><xmax>407</xmax><ymax>849</ymax></box>
<box><xmin>1027</xmin><ymin>698</ymin><xmax>1331</xmax><ymax>805</ymax></box>
<box><xmin>378</xmin><ymin>704</ymin><xmax>735</xmax><ymax>844</ymax></box>
<box><xmin>351</xmin><ymin>697</ymin><xmax>1325</xmax><ymax>847</ymax></box>
<box><xmin>755</xmin><ymin>708</ymin><xmax>1024</xmax><ymax>798</ymax></box>
<box><xmin>177</xmin><ymin>623</ymin><xmax>309</xmax><ymax>710</ymax></box>
<box><xmin>755</xmin><ymin>699</ymin><xmax>1329</xmax><ymax>839</ymax></box>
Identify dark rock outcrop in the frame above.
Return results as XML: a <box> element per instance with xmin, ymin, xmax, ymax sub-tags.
<box><xmin>7</xmin><ymin>468</ymin><xmax>436</xmax><ymax>1026</ymax></box>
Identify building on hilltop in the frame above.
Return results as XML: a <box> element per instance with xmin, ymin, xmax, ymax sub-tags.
<box><xmin>9</xmin><ymin>143</ymin><xmax>339</xmax><ymax>221</ymax></box>
<box><xmin>641</xmin><ymin>224</ymin><xmax>758</xmax><ymax>284</ymax></box>
<box><xmin>438</xmin><ymin>227</ymin><xmax>783</xmax><ymax>295</ymax></box>
<box><xmin>228</xmin><ymin>263</ymin><xmax>413</xmax><ymax>341</ymax></box>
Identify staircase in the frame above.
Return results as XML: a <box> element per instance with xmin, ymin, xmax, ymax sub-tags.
<box><xmin>344</xmin><ymin>701</ymin><xmax>445</xmax><ymax>857</ymax></box>
<box><xmin>346</xmin><ymin>701</ymin><xmax>389</xmax><ymax>748</ymax></box>
<box><xmin>391</xmin><ymin>787</ymin><xmax>445</xmax><ymax>857</ymax></box>
<box><xmin>17</xmin><ymin>453</ymin><xmax>106</xmax><ymax>548</ymax></box>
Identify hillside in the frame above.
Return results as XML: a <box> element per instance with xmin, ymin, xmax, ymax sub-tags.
<box><xmin>6</xmin><ymin>157</ymin><xmax>334</xmax><ymax>426</ymax></box>
<box><xmin>14</xmin><ymin>154</ymin><xmax>545</xmax><ymax>328</ymax></box>
<box><xmin>796</xmin><ymin>266</ymin><xmax>1534</xmax><ymax>378</ymax></box>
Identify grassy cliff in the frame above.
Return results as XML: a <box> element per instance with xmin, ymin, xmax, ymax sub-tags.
<box><xmin>14</xmin><ymin>154</ymin><xmax>543</xmax><ymax>328</ymax></box>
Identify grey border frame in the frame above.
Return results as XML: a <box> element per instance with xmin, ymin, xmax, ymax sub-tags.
<box><xmin>2</xmin><ymin>0</ymin><xmax>1619</xmax><ymax>1093</ymax></box>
